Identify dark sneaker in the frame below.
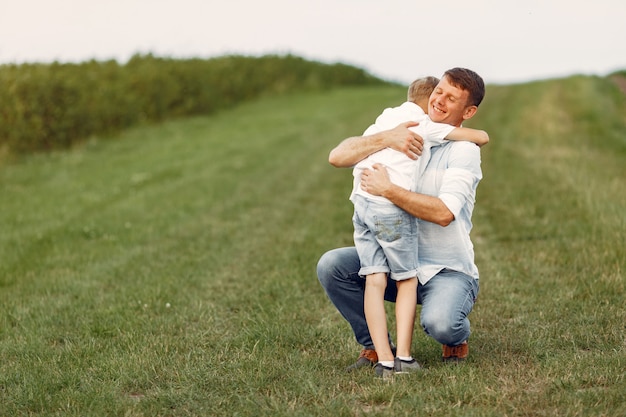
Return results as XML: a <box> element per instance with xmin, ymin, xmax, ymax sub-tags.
<box><xmin>394</xmin><ymin>357</ymin><xmax>422</xmax><ymax>374</ymax></box>
<box><xmin>345</xmin><ymin>349</ymin><xmax>378</xmax><ymax>372</ymax></box>
<box><xmin>442</xmin><ymin>341</ymin><xmax>469</xmax><ymax>363</ymax></box>
<box><xmin>373</xmin><ymin>362</ymin><xmax>394</xmax><ymax>380</ymax></box>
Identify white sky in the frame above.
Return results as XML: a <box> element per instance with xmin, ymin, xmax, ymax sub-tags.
<box><xmin>1</xmin><ymin>0</ymin><xmax>625</xmax><ymax>84</ymax></box>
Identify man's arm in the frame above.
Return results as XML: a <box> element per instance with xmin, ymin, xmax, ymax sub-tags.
<box><xmin>445</xmin><ymin>127</ymin><xmax>489</xmax><ymax>147</ymax></box>
<box><xmin>328</xmin><ymin>121</ymin><xmax>425</xmax><ymax>168</ymax></box>
<box><xmin>359</xmin><ymin>163</ymin><xmax>455</xmax><ymax>226</ymax></box>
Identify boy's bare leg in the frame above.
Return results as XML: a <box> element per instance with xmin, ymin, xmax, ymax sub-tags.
<box><xmin>395</xmin><ymin>277</ymin><xmax>417</xmax><ymax>358</ymax></box>
<box><xmin>364</xmin><ymin>273</ymin><xmax>394</xmax><ymax>362</ymax></box>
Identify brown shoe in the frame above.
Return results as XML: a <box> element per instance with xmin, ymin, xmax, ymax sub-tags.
<box><xmin>346</xmin><ymin>348</ymin><xmax>378</xmax><ymax>372</ymax></box>
<box><xmin>442</xmin><ymin>341</ymin><xmax>468</xmax><ymax>363</ymax></box>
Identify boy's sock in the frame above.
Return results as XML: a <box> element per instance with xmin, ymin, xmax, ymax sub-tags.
<box><xmin>397</xmin><ymin>356</ymin><xmax>413</xmax><ymax>362</ymax></box>
<box><xmin>378</xmin><ymin>360</ymin><xmax>394</xmax><ymax>368</ymax></box>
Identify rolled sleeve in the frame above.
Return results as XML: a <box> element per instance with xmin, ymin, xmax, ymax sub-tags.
<box><xmin>438</xmin><ymin>143</ymin><xmax>482</xmax><ymax>218</ymax></box>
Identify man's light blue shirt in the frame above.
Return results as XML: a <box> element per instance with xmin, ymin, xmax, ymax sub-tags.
<box><xmin>413</xmin><ymin>140</ymin><xmax>483</xmax><ymax>284</ymax></box>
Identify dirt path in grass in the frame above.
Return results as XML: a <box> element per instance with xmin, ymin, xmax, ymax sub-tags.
<box><xmin>610</xmin><ymin>74</ymin><xmax>626</xmax><ymax>95</ymax></box>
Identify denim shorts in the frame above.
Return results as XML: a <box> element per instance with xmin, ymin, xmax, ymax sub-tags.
<box><xmin>352</xmin><ymin>194</ymin><xmax>418</xmax><ymax>281</ymax></box>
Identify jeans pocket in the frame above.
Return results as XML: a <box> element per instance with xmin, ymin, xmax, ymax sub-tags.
<box><xmin>373</xmin><ymin>212</ymin><xmax>406</xmax><ymax>242</ymax></box>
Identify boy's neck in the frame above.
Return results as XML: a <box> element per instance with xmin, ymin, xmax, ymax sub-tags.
<box><xmin>414</xmin><ymin>98</ymin><xmax>429</xmax><ymax>113</ymax></box>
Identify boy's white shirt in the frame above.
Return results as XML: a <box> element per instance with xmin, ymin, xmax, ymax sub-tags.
<box><xmin>351</xmin><ymin>101</ymin><xmax>455</xmax><ymax>204</ymax></box>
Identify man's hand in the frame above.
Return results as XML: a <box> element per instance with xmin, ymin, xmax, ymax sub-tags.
<box><xmin>360</xmin><ymin>163</ymin><xmax>393</xmax><ymax>197</ymax></box>
<box><xmin>361</xmin><ymin>163</ymin><xmax>455</xmax><ymax>226</ymax></box>
<box><xmin>387</xmin><ymin>121</ymin><xmax>424</xmax><ymax>160</ymax></box>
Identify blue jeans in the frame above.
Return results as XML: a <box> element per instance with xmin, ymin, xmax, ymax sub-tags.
<box><xmin>316</xmin><ymin>247</ymin><xmax>479</xmax><ymax>349</ymax></box>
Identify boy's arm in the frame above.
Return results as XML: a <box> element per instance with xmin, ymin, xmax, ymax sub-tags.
<box><xmin>445</xmin><ymin>127</ymin><xmax>489</xmax><ymax>147</ymax></box>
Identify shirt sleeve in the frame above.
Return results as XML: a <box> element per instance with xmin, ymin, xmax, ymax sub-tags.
<box><xmin>413</xmin><ymin>119</ymin><xmax>456</xmax><ymax>146</ymax></box>
<box><xmin>438</xmin><ymin>142</ymin><xmax>482</xmax><ymax>218</ymax></box>
<box><xmin>363</xmin><ymin>124</ymin><xmax>379</xmax><ymax>135</ymax></box>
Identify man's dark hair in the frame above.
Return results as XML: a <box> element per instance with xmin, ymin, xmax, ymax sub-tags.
<box><xmin>443</xmin><ymin>68</ymin><xmax>485</xmax><ymax>107</ymax></box>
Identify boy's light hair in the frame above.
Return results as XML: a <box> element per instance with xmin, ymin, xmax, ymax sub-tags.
<box><xmin>407</xmin><ymin>76</ymin><xmax>440</xmax><ymax>103</ymax></box>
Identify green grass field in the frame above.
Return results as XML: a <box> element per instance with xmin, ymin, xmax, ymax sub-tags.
<box><xmin>1</xmin><ymin>77</ymin><xmax>625</xmax><ymax>416</ymax></box>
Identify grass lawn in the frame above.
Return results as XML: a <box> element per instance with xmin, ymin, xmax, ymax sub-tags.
<box><xmin>1</xmin><ymin>78</ymin><xmax>625</xmax><ymax>416</ymax></box>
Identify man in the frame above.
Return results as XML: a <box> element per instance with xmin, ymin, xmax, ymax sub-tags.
<box><xmin>317</xmin><ymin>68</ymin><xmax>485</xmax><ymax>370</ymax></box>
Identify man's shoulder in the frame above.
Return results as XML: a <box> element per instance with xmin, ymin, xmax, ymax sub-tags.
<box><xmin>432</xmin><ymin>140</ymin><xmax>481</xmax><ymax>162</ymax></box>
<box><xmin>448</xmin><ymin>140</ymin><xmax>481</xmax><ymax>152</ymax></box>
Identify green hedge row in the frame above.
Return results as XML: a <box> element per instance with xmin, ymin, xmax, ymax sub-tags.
<box><xmin>0</xmin><ymin>54</ymin><xmax>387</xmax><ymax>153</ymax></box>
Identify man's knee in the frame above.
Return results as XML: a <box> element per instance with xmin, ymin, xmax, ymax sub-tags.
<box><xmin>316</xmin><ymin>250</ymin><xmax>340</xmax><ymax>288</ymax></box>
<box><xmin>420</xmin><ymin>311</ymin><xmax>469</xmax><ymax>346</ymax></box>
<box><xmin>317</xmin><ymin>247</ymin><xmax>358</xmax><ymax>286</ymax></box>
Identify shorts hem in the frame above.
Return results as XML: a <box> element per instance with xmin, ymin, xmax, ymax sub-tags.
<box><xmin>358</xmin><ymin>266</ymin><xmax>389</xmax><ymax>277</ymax></box>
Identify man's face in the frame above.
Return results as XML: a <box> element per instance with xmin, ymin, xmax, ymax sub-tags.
<box><xmin>428</xmin><ymin>76</ymin><xmax>474</xmax><ymax>126</ymax></box>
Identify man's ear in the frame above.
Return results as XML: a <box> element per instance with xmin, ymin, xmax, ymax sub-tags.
<box><xmin>462</xmin><ymin>105</ymin><xmax>478</xmax><ymax>120</ymax></box>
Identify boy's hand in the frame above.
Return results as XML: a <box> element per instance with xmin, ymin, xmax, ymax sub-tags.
<box><xmin>387</xmin><ymin>121</ymin><xmax>423</xmax><ymax>160</ymax></box>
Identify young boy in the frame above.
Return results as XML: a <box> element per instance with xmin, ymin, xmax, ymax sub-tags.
<box><xmin>349</xmin><ymin>76</ymin><xmax>489</xmax><ymax>378</ymax></box>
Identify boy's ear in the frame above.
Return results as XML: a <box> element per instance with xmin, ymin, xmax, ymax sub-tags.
<box><xmin>462</xmin><ymin>105</ymin><xmax>478</xmax><ymax>120</ymax></box>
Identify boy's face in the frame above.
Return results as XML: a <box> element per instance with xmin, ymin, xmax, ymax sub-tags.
<box><xmin>428</xmin><ymin>76</ymin><xmax>476</xmax><ymax>126</ymax></box>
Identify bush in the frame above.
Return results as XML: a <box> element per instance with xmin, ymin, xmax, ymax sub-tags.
<box><xmin>0</xmin><ymin>54</ymin><xmax>388</xmax><ymax>153</ymax></box>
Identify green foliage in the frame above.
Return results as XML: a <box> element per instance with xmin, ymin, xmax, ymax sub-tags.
<box><xmin>0</xmin><ymin>54</ymin><xmax>387</xmax><ymax>154</ymax></box>
<box><xmin>1</xmin><ymin>75</ymin><xmax>625</xmax><ymax>416</ymax></box>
